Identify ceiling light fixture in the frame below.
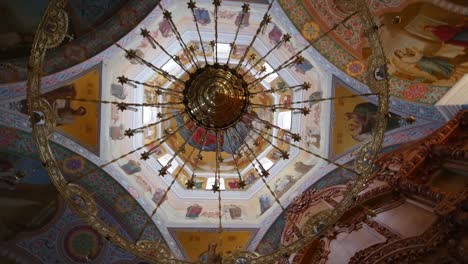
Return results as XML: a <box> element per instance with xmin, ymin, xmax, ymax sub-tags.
<box><xmin>27</xmin><ymin>0</ymin><xmax>413</xmax><ymax>263</ymax></box>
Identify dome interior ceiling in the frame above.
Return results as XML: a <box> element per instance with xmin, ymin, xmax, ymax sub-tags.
<box><xmin>1</xmin><ymin>0</ymin><xmax>464</xmax><ymax>261</ymax></box>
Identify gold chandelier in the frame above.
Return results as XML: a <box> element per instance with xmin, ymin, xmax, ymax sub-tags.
<box><xmin>26</xmin><ymin>0</ymin><xmax>408</xmax><ymax>263</ymax></box>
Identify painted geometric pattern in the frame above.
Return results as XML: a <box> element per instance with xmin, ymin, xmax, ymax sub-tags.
<box><xmin>0</xmin><ymin>126</ymin><xmax>165</xmax><ymax>243</ymax></box>
<box><xmin>17</xmin><ymin>207</ymin><xmax>140</xmax><ymax>263</ymax></box>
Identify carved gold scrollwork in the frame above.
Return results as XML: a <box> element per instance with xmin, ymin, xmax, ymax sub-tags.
<box><xmin>63</xmin><ymin>183</ymin><xmax>98</xmax><ymax>215</ymax></box>
<box><xmin>244</xmin><ymin>1</ymin><xmax>389</xmax><ymax>262</ymax></box>
<box><xmin>27</xmin><ymin>0</ymin><xmax>182</xmax><ymax>263</ymax></box>
<box><xmin>43</xmin><ymin>1</ymin><xmax>69</xmax><ymax>49</ymax></box>
<box><xmin>31</xmin><ymin>98</ymin><xmax>56</xmax><ymax>137</ymax></box>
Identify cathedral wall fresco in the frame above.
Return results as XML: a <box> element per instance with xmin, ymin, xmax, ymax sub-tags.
<box><xmin>170</xmin><ymin>229</ymin><xmax>256</xmax><ymax>262</ymax></box>
<box><xmin>331</xmin><ymin>79</ymin><xmax>404</xmax><ymax>157</ymax></box>
<box><xmin>11</xmin><ymin>65</ymin><xmax>102</xmax><ymax>154</ymax></box>
<box><xmin>278</xmin><ymin>0</ymin><xmax>468</xmax><ymax>105</ymax></box>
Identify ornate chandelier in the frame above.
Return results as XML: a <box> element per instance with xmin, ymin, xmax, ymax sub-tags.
<box><xmin>26</xmin><ymin>0</ymin><xmax>412</xmax><ymax>263</ymax></box>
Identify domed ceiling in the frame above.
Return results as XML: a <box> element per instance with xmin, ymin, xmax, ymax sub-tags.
<box><xmin>0</xmin><ymin>0</ymin><xmax>159</xmax><ymax>84</ymax></box>
<box><xmin>277</xmin><ymin>0</ymin><xmax>468</xmax><ymax>105</ymax></box>
<box><xmin>100</xmin><ymin>0</ymin><xmax>326</xmax><ymax>247</ymax></box>
<box><xmin>1</xmin><ymin>0</ymin><xmax>462</xmax><ymax>262</ymax></box>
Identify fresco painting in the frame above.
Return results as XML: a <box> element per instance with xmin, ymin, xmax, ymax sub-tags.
<box><xmin>17</xmin><ymin>67</ymin><xmax>101</xmax><ymax>153</ymax></box>
<box><xmin>259</xmin><ymin>194</ymin><xmax>272</xmax><ymax>215</ymax></box>
<box><xmin>300</xmin><ymin>85</ymin><xmax>322</xmax><ymax>153</ymax></box>
<box><xmin>0</xmin><ymin>0</ymin><xmax>129</xmax><ymax>60</ymax></box>
<box><xmin>120</xmin><ymin>159</ymin><xmax>142</xmax><ymax>175</ymax></box>
<box><xmin>332</xmin><ymin>82</ymin><xmax>402</xmax><ymax>156</ymax></box>
<box><xmin>277</xmin><ymin>0</ymin><xmax>468</xmax><ymax>104</ymax></box>
<box><xmin>172</xmin><ymin>230</ymin><xmax>253</xmax><ymax>262</ymax></box>
<box><xmin>66</xmin><ymin>0</ymin><xmax>129</xmax><ymax>35</ymax></box>
<box><xmin>243</xmin><ymin>170</ymin><xmax>258</xmax><ymax>186</ymax></box>
<box><xmin>186</xmin><ymin>204</ymin><xmax>203</xmax><ymax>219</ymax></box>
<box><xmin>381</xmin><ymin>3</ymin><xmax>468</xmax><ymax>90</ymax></box>
<box><xmin>168</xmin><ymin>89</ymin><xmax>272</xmax><ymax>175</ymax></box>
<box><xmin>0</xmin><ymin>151</ymin><xmax>59</xmax><ymax>241</ymax></box>
<box><xmin>194</xmin><ymin>9</ymin><xmax>211</xmax><ymax>25</ymax></box>
<box><xmin>0</xmin><ymin>0</ymin><xmax>48</xmax><ymax>59</ymax></box>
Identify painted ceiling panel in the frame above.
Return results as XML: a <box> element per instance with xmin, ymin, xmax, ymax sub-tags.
<box><xmin>172</xmin><ymin>229</ymin><xmax>255</xmax><ymax>262</ymax></box>
<box><xmin>278</xmin><ymin>0</ymin><xmax>468</xmax><ymax>104</ymax></box>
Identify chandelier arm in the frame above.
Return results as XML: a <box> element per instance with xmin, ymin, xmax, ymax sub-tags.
<box><xmin>50</xmin><ymin>97</ymin><xmax>181</xmax><ymax>107</ymax></box>
<box><xmin>213</xmin><ymin>0</ymin><xmax>220</xmax><ymax>64</ymax></box>
<box><xmin>125</xmin><ymin>111</ymin><xmax>185</xmax><ymax>137</ymax></box>
<box><xmin>235</xmin><ymin>0</ymin><xmax>276</xmax><ymax>70</ymax></box>
<box><xmin>250</xmin><ymin>125</ymin><xmax>359</xmax><ymax>176</ymax></box>
<box><xmin>124</xmin><ymin>77</ymin><xmax>184</xmax><ymax>95</ymax></box>
<box><xmin>151</xmin><ymin>89</ymin><xmax>183</xmax><ymax>99</ymax></box>
<box><xmin>211</xmin><ymin>130</ymin><xmax>221</xmax><ymax>192</ymax></box>
<box><xmin>157</xmin><ymin>111</ymin><xmax>184</xmax><ymax>118</ymax></box>
<box><xmin>247</xmin><ymin>56</ymin><xmax>300</xmax><ymax>86</ymax></box>
<box><xmin>158</xmin><ymin>4</ymin><xmax>200</xmax><ymax>69</ymax></box>
<box><xmin>242</xmin><ymin>34</ymin><xmax>290</xmax><ymax>77</ymax></box>
<box><xmin>144</xmin><ymin>119</ymin><xmax>191</xmax><ymax>157</ymax></box>
<box><xmin>226</xmin><ymin>4</ymin><xmax>250</xmax><ymax>66</ymax></box>
<box><xmin>217</xmin><ymin>180</ymin><xmax>222</xmax><ymax>232</ymax></box>
<box><xmin>250</xmin><ymin>115</ymin><xmax>300</xmax><ymax>141</ymax></box>
<box><xmin>249</xmin><ymin>83</ymin><xmax>307</xmax><ymax>95</ymax></box>
<box><xmin>116</xmin><ymin>43</ymin><xmax>185</xmax><ymax>85</ymax></box>
<box><xmin>272</xmin><ymin>107</ymin><xmax>309</xmax><ymax>113</ymax></box>
<box><xmin>243</xmin><ymin>122</ymin><xmax>288</xmax><ymax>160</ymax></box>
<box><xmin>252</xmin><ymin>93</ymin><xmax>379</xmax><ymax>108</ymax></box>
<box><xmin>215</xmin><ymin>131</ymin><xmax>223</xmax><ymax>235</ymax></box>
<box><xmin>140</xmin><ymin>28</ymin><xmax>191</xmax><ymax>74</ymax></box>
<box><xmin>197</xmin><ymin>129</ymin><xmax>209</xmax><ymax>158</ymax></box>
<box><xmin>136</xmin><ymin>143</ymin><xmax>198</xmax><ymax>243</ymax></box>
<box><xmin>225</xmin><ymin>130</ymin><xmax>245</xmax><ymax>187</ymax></box>
<box><xmin>232</xmin><ymin>125</ymin><xmax>268</xmax><ymax>178</ymax></box>
<box><xmin>67</xmin><ymin>123</ymin><xmax>185</xmax><ymax>185</ymax></box>
<box><xmin>187</xmin><ymin>0</ymin><xmax>209</xmax><ymax>65</ymax></box>
<box><xmin>187</xmin><ymin>129</ymin><xmax>209</xmax><ymax>186</ymax></box>
<box><xmin>159</xmin><ymin>125</ymin><xmax>198</xmax><ymax>176</ymax></box>
<box><xmin>253</xmin><ymin>69</ymin><xmax>264</xmax><ymax>78</ymax></box>
<box><xmin>249</xmin><ymin>10</ymin><xmax>359</xmax><ymax>87</ymax></box>
<box><xmin>232</xmin><ymin>124</ymin><xmax>285</xmax><ymax>211</ymax></box>
<box><xmin>152</xmin><ymin>106</ymin><xmax>186</xmax><ymax>111</ymax></box>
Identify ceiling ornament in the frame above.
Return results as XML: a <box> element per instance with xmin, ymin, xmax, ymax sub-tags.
<box><xmin>26</xmin><ymin>0</ymin><xmax>418</xmax><ymax>263</ymax></box>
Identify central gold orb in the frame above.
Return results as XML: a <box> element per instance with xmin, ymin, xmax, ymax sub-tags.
<box><xmin>183</xmin><ymin>64</ymin><xmax>249</xmax><ymax>129</ymax></box>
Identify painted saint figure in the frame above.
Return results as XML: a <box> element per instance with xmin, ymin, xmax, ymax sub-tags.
<box><xmin>392</xmin><ymin>47</ymin><xmax>454</xmax><ymax>82</ymax></box>
<box><xmin>53</xmin><ymin>99</ymin><xmax>87</xmax><ymax>126</ymax></box>
<box><xmin>344</xmin><ymin>102</ymin><xmax>401</xmax><ymax>142</ymax></box>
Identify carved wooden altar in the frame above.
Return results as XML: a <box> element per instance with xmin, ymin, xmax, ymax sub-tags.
<box><xmin>285</xmin><ymin>110</ymin><xmax>468</xmax><ymax>264</ymax></box>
